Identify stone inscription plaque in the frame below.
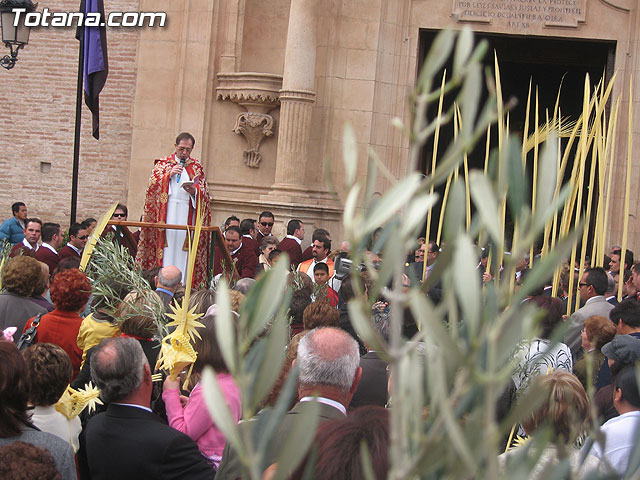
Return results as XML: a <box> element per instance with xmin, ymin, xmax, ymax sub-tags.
<box><xmin>452</xmin><ymin>0</ymin><xmax>587</xmax><ymax>29</ymax></box>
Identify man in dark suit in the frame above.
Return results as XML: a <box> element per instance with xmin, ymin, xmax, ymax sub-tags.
<box><xmin>78</xmin><ymin>337</ymin><xmax>212</xmax><ymax>479</ymax></box>
<box><xmin>154</xmin><ymin>265</ymin><xmax>182</xmax><ymax>311</ymax></box>
<box><xmin>36</xmin><ymin>222</ymin><xmax>64</xmax><ymax>275</ymax></box>
<box><xmin>278</xmin><ymin>219</ymin><xmax>305</xmax><ymax>269</ymax></box>
<box><xmin>565</xmin><ymin>267</ymin><xmax>615</xmax><ymax>360</ymax></box>
<box><xmin>215</xmin><ymin>327</ymin><xmax>362</xmax><ymax>479</ymax></box>
<box><xmin>350</xmin><ymin>309</ymin><xmax>390</xmax><ymax>409</ymax></box>
<box><xmin>58</xmin><ymin>223</ymin><xmax>89</xmax><ymax>260</ymax></box>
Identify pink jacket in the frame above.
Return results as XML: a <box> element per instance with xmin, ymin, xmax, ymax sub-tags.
<box><xmin>163</xmin><ymin>373</ymin><xmax>241</xmax><ymax>467</ymax></box>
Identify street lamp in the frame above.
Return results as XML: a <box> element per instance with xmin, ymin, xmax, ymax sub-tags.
<box><xmin>0</xmin><ymin>0</ymin><xmax>37</xmax><ymax>70</ymax></box>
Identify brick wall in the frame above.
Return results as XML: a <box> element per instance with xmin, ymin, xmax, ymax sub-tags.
<box><xmin>0</xmin><ymin>0</ymin><xmax>140</xmax><ymax>229</ymax></box>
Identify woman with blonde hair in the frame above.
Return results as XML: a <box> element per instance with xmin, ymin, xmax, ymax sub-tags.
<box><xmin>500</xmin><ymin>372</ymin><xmax>600</xmax><ymax>478</ymax></box>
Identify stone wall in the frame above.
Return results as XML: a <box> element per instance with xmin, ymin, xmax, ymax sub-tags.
<box><xmin>0</xmin><ymin>0</ymin><xmax>140</xmax><ymax>227</ymax></box>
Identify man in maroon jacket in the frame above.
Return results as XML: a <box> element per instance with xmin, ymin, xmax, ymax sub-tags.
<box><xmin>279</xmin><ymin>219</ymin><xmax>305</xmax><ymax>269</ymax></box>
<box><xmin>36</xmin><ymin>222</ymin><xmax>63</xmax><ymax>275</ymax></box>
<box><xmin>239</xmin><ymin>218</ymin><xmax>260</xmax><ymax>257</ymax></box>
<box><xmin>58</xmin><ymin>223</ymin><xmax>89</xmax><ymax>260</ymax></box>
<box><xmin>9</xmin><ymin>218</ymin><xmax>41</xmax><ymax>258</ymax></box>
<box><xmin>256</xmin><ymin>211</ymin><xmax>275</xmax><ymax>244</ymax></box>
<box><xmin>213</xmin><ymin>226</ymin><xmax>258</xmax><ymax>279</ymax></box>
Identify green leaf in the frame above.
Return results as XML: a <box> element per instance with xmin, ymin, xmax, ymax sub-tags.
<box><xmin>359</xmin><ymin>439</ymin><xmax>377</xmax><ymax>480</ymax></box>
<box><xmin>245</xmin><ymin>257</ymin><xmax>289</xmax><ymax>341</ymax></box>
<box><xmin>453</xmin><ymin>27</ymin><xmax>473</xmax><ymax>77</ymax></box>
<box><xmin>453</xmin><ymin>234</ymin><xmax>481</xmax><ymax>337</ymax></box>
<box><xmin>362</xmin><ymin>174</ymin><xmax>422</xmax><ymax>236</ymax></box>
<box><xmin>343</xmin><ymin>123</ymin><xmax>358</xmax><ymax>189</ymax></box>
<box><xmin>469</xmin><ymin>171</ymin><xmax>502</xmax><ymax>246</ymax></box>
<box><xmin>343</xmin><ymin>183</ymin><xmax>362</xmax><ymax>239</ymax></box>
<box><xmin>418</xmin><ymin>30</ymin><xmax>456</xmax><ymax>90</ymax></box>
<box><xmin>214</xmin><ymin>281</ymin><xmax>238</xmax><ymax>374</ymax></box>
<box><xmin>459</xmin><ymin>62</ymin><xmax>482</xmax><ymax>138</ymax></box>
<box><xmin>348</xmin><ymin>298</ymin><xmax>387</xmax><ymax>354</ymax></box>
<box><xmin>272</xmin><ymin>400</ymin><xmax>321</xmax><ymax>480</ymax></box>
<box><xmin>443</xmin><ymin>180</ymin><xmax>465</xmax><ymax>241</ymax></box>
<box><xmin>506</xmin><ymin>136</ymin><xmax>527</xmax><ymax>220</ymax></box>
<box><xmin>255</xmin><ymin>364</ymin><xmax>300</xmax><ymax>457</ymax></box>
<box><xmin>535</xmin><ymin>131</ymin><xmax>558</xmax><ymax>218</ymax></box>
<box><xmin>201</xmin><ymin>366</ymin><xmax>243</xmax><ymax>455</ymax></box>
<box><xmin>512</xmin><ymin>227</ymin><xmax>581</xmax><ymax>304</ymax></box>
<box><xmin>246</xmin><ymin>313</ymin><xmax>288</xmax><ymax>412</ymax></box>
<box><xmin>400</xmin><ymin>192</ymin><xmax>439</xmax><ymax>238</ymax></box>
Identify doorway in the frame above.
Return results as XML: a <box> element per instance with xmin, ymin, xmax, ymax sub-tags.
<box><xmin>417</xmin><ymin>30</ymin><xmax>616</xmax><ymax>246</ymax></box>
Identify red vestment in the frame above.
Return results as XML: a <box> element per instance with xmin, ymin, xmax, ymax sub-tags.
<box><xmin>135</xmin><ymin>155</ymin><xmax>212</xmax><ymax>287</ymax></box>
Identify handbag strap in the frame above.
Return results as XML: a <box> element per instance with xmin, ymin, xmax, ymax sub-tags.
<box><xmin>32</xmin><ymin>313</ymin><xmax>43</xmax><ymax>327</ymax></box>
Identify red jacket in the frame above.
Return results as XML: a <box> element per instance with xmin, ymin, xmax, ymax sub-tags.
<box><xmin>9</xmin><ymin>242</ymin><xmax>36</xmax><ymax>258</ymax></box>
<box><xmin>58</xmin><ymin>245</ymin><xmax>81</xmax><ymax>260</ymax></box>
<box><xmin>213</xmin><ymin>242</ymin><xmax>259</xmax><ymax>279</ymax></box>
<box><xmin>35</xmin><ymin>246</ymin><xmax>60</xmax><ymax>276</ymax></box>
<box><xmin>278</xmin><ymin>237</ymin><xmax>303</xmax><ymax>269</ymax></box>
<box><xmin>24</xmin><ymin>309</ymin><xmax>83</xmax><ymax>380</ymax></box>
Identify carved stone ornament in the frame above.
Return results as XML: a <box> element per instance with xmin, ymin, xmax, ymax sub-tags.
<box><xmin>232</xmin><ymin>112</ymin><xmax>274</xmax><ymax>168</ymax></box>
<box><xmin>216</xmin><ymin>72</ymin><xmax>283</xmax><ymax>168</ymax></box>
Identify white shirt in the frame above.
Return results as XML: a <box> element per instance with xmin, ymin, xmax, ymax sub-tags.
<box><xmin>285</xmin><ymin>234</ymin><xmax>302</xmax><ymax>245</ymax></box>
<box><xmin>65</xmin><ymin>242</ymin><xmax>82</xmax><ymax>255</ymax></box>
<box><xmin>22</xmin><ymin>237</ymin><xmax>38</xmax><ymax>251</ymax></box>
<box><xmin>41</xmin><ymin>242</ymin><xmax>58</xmax><ymax>254</ymax></box>
<box><xmin>113</xmin><ymin>402</ymin><xmax>153</xmax><ymax>413</ymax></box>
<box><xmin>586</xmin><ymin>410</ymin><xmax>640</xmax><ymax>475</ymax></box>
<box><xmin>299</xmin><ymin>396</ymin><xmax>347</xmax><ymax>416</ymax></box>
<box><xmin>298</xmin><ymin>257</ymin><xmax>330</xmax><ymax>282</ymax></box>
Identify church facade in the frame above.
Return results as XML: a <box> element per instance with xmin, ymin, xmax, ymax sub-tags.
<box><xmin>1</xmin><ymin>0</ymin><xmax>637</xmax><ymax>250</ymax></box>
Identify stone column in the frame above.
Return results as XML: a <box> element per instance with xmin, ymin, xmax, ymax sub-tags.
<box><xmin>272</xmin><ymin>0</ymin><xmax>317</xmax><ymax>194</ymax></box>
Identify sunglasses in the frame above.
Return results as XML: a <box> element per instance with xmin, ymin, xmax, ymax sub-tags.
<box><xmin>579</xmin><ymin>282</ymin><xmax>591</xmax><ymax>288</ymax></box>
<box><xmin>113</xmin><ymin>213</ymin><xmax>126</xmax><ymax>218</ymax></box>
<box><xmin>261</xmin><ymin>222</ymin><xmax>274</xmax><ymax>227</ymax></box>
<box><xmin>76</xmin><ymin>235</ymin><xmax>89</xmax><ymax>240</ymax></box>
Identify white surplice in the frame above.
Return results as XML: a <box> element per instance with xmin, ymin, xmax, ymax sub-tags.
<box><xmin>163</xmin><ymin>167</ymin><xmax>195</xmax><ymax>281</ymax></box>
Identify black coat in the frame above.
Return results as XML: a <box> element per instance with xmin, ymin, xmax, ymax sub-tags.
<box><xmin>78</xmin><ymin>403</ymin><xmax>214</xmax><ymax>480</ymax></box>
<box><xmin>349</xmin><ymin>351</ymin><xmax>388</xmax><ymax>409</ymax></box>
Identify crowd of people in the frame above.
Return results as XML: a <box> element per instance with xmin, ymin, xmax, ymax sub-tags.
<box><xmin>0</xmin><ymin>136</ymin><xmax>637</xmax><ymax>478</ymax></box>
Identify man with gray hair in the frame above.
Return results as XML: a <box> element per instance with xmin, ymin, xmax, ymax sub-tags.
<box><xmin>77</xmin><ymin>337</ymin><xmax>212</xmax><ymax>479</ymax></box>
<box><xmin>350</xmin><ymin>309</ymin><xmax>390</xmax><ymax>409</ymax></box>
<box><xmin>216</xmin><ymin>327</ymin><xmax>362</xmax><ymax>479</ymax></box>
<box><xmin>233</xmin><ymin>277</ymin><xmax>255</xmax><ymax>295</ymax></box>
<box><xmin>154</xmin><ymin>265</ymin><xmax>182</xmax><ymax>310</ymax></box>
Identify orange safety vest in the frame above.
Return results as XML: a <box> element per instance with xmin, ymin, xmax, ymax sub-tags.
<box><xmin>298</xmin><ymin>258</ymin><xmax>335</xmax><ymax>278</ymax></box>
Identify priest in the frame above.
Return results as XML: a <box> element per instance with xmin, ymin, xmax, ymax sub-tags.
<box><xmin>136</xmin><ymin>132</ymin><xmax>212</xmax><ymax>287</ymax></box>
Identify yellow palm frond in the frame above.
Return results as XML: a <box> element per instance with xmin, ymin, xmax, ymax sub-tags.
<box><xmin>80</xmin><ymin>202</ymin><xmax>119</xmax><ymax>271</ymax></box>
<box><xmin>55</xmin><ymin>382</ymin><xmax>103</xmax><ymax>419</ymax></box>
<box><xmin>0</xmin><ymin>256</ymin><xmax>5</xmax><ymax>290</ymax></box>
<box><xmin>165</xmin><ymin>302</ymin><xmax>205</xmax><ymax>341</ymax></box>
<box><xmin>522</xmin><ymin>117</ymin><xmax>577</xmax><ymax>154</ymax></box>
<box><xmin>155</xmin><ymin>199</ymin><xmax>206</xmax><ymax>383</ymax></box>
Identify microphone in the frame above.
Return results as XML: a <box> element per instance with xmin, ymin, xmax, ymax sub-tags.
<box><xmin>176</xmin><ymin>157</ymin><xmax>186</xmax><ymax>183</ymax></box>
